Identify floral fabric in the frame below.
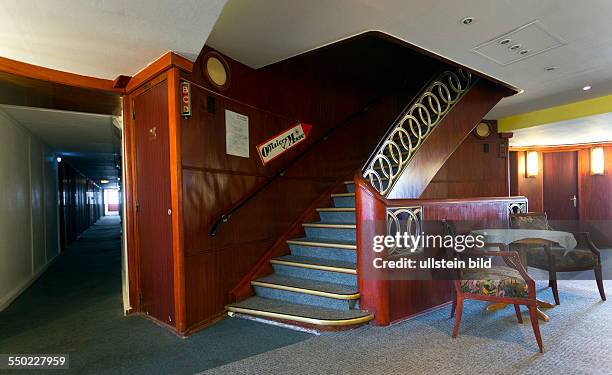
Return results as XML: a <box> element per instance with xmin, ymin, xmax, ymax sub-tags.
<box><xmin>460</xmin><ymin>266</ymin><xmax>528</xmax><ymax>298</ymax></box>
<box><xmin>510</xmin><ymin>214</ymin><xmax>551</xmax><ymax>230</ymax></box>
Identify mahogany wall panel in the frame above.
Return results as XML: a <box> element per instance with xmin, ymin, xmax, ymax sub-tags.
<box><xmin>422</xmin><ymin>121</ymin><xmax>510</xmax><ymax>199</ymax></box>
<box><xmin>511</xmin><ymin>150</ymin><xmax>544</xmax><ymax>212</ymax></box>
<box><xmin>180</xmin><ymin>34</ymin><xmax>445</xmax><ymax>329</ymax></box>
<box><xmin>578</xmin><ymin>146</ymin><xmax>612</xmax><ymax>220</ymax></box>
<box><xmin>388</xmin><ymin>80</ymin><xmax>507</xmax><ymax>199</ymax></box>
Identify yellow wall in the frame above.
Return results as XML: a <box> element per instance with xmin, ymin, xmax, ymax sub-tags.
<box><xmin>498</xmin><ymin>94</ymin><xmax>612</xmax><ymax>132</ymax></box>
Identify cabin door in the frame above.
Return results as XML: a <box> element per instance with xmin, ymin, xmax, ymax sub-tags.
<box><xmin>543</xmin><ymin>151</ymin><xmax>579</xmax><ymax>223</ymax></box>
<box><xmin>133</xmin><ymin>80</ymin><xmax>175</xmax><ymax>326</ymax></box>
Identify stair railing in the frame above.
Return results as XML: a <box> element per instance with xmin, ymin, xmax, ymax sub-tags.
<box><xmin>361</xmin><ymin>69</ymin><xmax>476</xmax><ymax>196</ymax></box>
<box><xmin>209</xmin><ymin>91</ymin><xmax>390</xmax><ymax>236</ymax></box>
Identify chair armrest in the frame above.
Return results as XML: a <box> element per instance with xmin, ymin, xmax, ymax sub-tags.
<box><xmin>570</xmin><ymin>231</ymin><xmax>601</xmax><ymax>256</ymax></box>
<box><xmin>464</xmin><ymin>243</ymin><xmax>534</xmax><ymax>284</ymax></box>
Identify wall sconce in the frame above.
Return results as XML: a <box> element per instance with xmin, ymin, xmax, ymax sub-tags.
<box><xmin>526</xmin><ymin>151</ymin><xmax>538</xmax><ymax>178</ymax></box>
<box><xmin>591</xmin><ymin>147</ymin><xmax>605</xmax><ymax>175</ymax></box>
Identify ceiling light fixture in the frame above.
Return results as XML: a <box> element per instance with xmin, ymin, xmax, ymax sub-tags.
<box><xmin>500</xmin><ymin>39</ymin><xmax>511</xmax><ymax>45</ymax></box>
<box><xmin>583</xmin><ymin>85</ymin><xmax>592</xmax><ymax>91</ymax></box>
<box><xmin>100</xmin><ymin>179</ymin><xmax>110</xmax><ymax>184</ymax></box>
<box><xmin>545</xmin><ymin>66</ymin><xmax>558</xmax><ymax>71</ymax></box>
<box><xmin>461</xmin><ymin>17</ymin><xmax>474</xmax><ymax>25</ymax></box>
<box><xmin>509</xmin><ymin>44</ymin><xmax>521</xmax><ymax>51</ymax></box>
<box><xmin>56</xmin><ymin>156</ymin><xmax>62</xmax><ymax>163</ymax></box>
<box><xmin>519</xmin><ymin>49</ymin><xmax>531</xmax><ymax>55</ymax></box>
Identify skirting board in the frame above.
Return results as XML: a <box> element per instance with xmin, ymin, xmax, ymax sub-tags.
<box><xmin>0</xmin><ymin>254</ymin><xmax>59</xmax><ymax>312</ymax></box>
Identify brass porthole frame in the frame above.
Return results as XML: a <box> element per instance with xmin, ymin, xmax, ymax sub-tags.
<box><xmin>202</xmin><ymin>51</ymin><xmax>231</xmax><ymax>91</ymax></box>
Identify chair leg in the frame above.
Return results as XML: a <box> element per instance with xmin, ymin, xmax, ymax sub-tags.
<box><xmin>527</xmin><ymin>305</ymin><xmax>544</xmax><ymax>353</ymax></box>
<box><xmin>450</xmin><ymin>292</ymin><xmax>457</xmax><ymax>318</ymax></box>
<box><xmin>594</xmin><ymin>264</ymin><xmax>606</xmax><ymax>301</ymax></box>
<box><xmin>452</xmin><ymin>296</ymin><xmax>464</xmax><ymax>338</ymax></box>
<box><xmin>549</xmin><ymin>277</ymin><xmax>560</xmax><ymax>305</ymax></box>
<box><xmin>514</xmin><ymin>304</ymin><xmax>523</xmax><ymax>323</ymax></box>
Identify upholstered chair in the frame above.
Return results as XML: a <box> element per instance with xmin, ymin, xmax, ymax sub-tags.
<box><xmin>443</xmin><ymin>220</ymin><xmax>544</xmax><ymax>352</ymax></box>
<box><xmin>509</xmin><ymin>212</ymin><xmax>605</xmax><ymax>305</ymax></box>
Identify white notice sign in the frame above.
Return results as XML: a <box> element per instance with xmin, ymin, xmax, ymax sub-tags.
<box><xmin>225</xmin><ymin>110</ymin><xmax>249</xmax><ymax>158</ymax></box>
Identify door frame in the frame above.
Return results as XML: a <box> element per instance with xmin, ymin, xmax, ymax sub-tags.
<box><xmin>122</xmin><ymin>66</ymin><xmax>187</xmax><ymax>333</ymax></box>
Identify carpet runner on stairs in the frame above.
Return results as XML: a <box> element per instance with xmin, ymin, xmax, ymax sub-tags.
<box><xmin>225</xmin><ymin>181</ymin><xmax>374</xmax><ymax>328</ymax></box>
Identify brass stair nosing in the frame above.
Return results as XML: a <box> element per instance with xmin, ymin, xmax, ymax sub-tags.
<box><xmin>330</xmin><ymin>193</ymin><xmax>355</xmax><ymax>198</ymax></box>
<box><xmin>225</xmin><ymin>306</ymin><xmax>374</xmax><ymax>326</ymax></box>
<box><xmin>270</xmin><ymin>259</ymin><xmax>357</xmax><ymax>275</ymax></box>
<box><xmin>286</xmin><ymin>239</ymin><xmax>356</xmax><ymax>250</ymax></box>
<box><xmin>251</xmin><ymin>280</ymin><xmax>360</xmax><ymax>300</ymax></box>
<box><xmin>316</xmin><ymin>207</ymin><xmax>355</xmax><ymax>212</ymax></box>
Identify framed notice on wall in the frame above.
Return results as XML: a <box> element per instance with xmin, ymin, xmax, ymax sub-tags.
<box><xmin>225</xmin><ymin>109</ymin><xmax>249</xmax><ymax>158</ymax></box>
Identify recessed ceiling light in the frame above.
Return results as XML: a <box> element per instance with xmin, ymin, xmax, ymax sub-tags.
<box><xmin>519</xmin><ymin>49</ymin><xmax>531</xmax><ymax>55</ymax></box>
<box><xmin>100</xmin><ymin>179</ymin><xmax>110</xmax><ymax>184</ymax></box>
<box><xmin>500</xmin><ymin>39</ymin><xmax>511</xmax><ymax>45</ymax></box>
<box><xmin>461</xmin><ymin>17</ymin><xmax>474</xmax><ymax>25</ymax></box>
<box><xmin>545</xmin><ymin>66</ymin><xmax>558</xmax><ymax>71</ymax></box>
<box><xmin>583</xmin><ymin>85</ymin><xmax>592</xmax><ymax>91</ymax></box>
<box><xmin>509</xmin><ymin>44</ymin><xmax>521</xmax><ymax>51</ymax></box>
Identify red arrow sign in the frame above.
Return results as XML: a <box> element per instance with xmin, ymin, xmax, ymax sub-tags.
<box><xmin>256</xmin><ymin>123</ymin><xmax>312</xmax><ymax>165</ymax></box>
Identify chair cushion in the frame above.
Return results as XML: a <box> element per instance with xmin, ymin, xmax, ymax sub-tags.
<box><xmin>461</xmin><ymin>266</ymin><xmax>528</xmax><ymax>298</ymax></box>
<box><xmin>510</xmin><ymin>214</ymin><xmax>550</xmax><ymax>230</ymax></box>
<box><xmin>526</xmin><ymin>247</ymin><xmax>597</xmax><ymax>270</ymax></box>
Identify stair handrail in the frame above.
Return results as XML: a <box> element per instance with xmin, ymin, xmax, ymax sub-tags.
<box><xmin>209</xmin><ymin>91</ymin><xmax>389</xmax><ymax>236</ymax></box>
<box><xmin>361</xmin><ymin>69</ymin><xmax>476</xmax><ymax>196</ymax></box>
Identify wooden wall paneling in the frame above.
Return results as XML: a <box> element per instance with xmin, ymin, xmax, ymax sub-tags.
<box><xmin>513</xmin><ymin>150</ymin><xmax>544</xmax><ymax>212</ymax></box>
<box><xmin>0</xmin><ymin>55</ymin><xmax>121</xmax><ymax>92</ymax></box>
<box><xmin>578</xmin><ymin>146</ymin><xmax>612</xmax><ymax>220</ymax></box>
<box><xmin>388</xmin><ymin>80</ymin><xmax>507</xmax><ymax>199</ymax></box>
<box><xmin>167</xmin><ymin>68</ymin><xmax>187</xmax><ymax>332</ymax></box>
<box><xmin>355</xmin><ymin>174</ymin><xmax>390</xmax><ymax>325</ymax></box>
<box><xmin>179</xmin><ymin>35</ymin><xmax>445</xmax><ymax>329</ymax></box>
<box><xmin>421</xmin><ymin>121</ymin><xmax>510</xmax><ymax>199</ymax></box>
<box><xmin>0</xmin><ymin>72</ymin><xmax>122</xmax><ymax>115</ymax></box>
<box><xmin>356</xmin><ymin>173</ymin><xmax>526</xmax><ymax>324</ymax></box>
<box><xmin>577</xmin><ymin>146</ymin><xmax>612</xmax><ymax>247</ymax></box>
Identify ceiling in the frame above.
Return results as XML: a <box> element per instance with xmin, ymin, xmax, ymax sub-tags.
<box><xmin>207</xmin><ymin>0</ymin><xmax>612</xmax><ymax>118</ymax></box>
<box><xmin>510</xmin><ymin>112</ymin><xmax>612</xmax><ymax>147</ymax></box>
<box><xmin>0</xmin><ymin>104</ymin><xmax>121</xmax><ymax>188</ymax></box>
<box><xmin>0</xmin><ymin>0</ymin><xmax>227</xmax><ymax>79</ymax></box>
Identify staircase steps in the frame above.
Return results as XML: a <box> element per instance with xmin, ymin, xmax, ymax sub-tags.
<box><xmin>226</xmin><ymin>296</ymin><xmax>372</xmax><ymax>326</ymax></box>
<box><xmin>225</xmin><ymin>180</ymin><xmax>373</xmax><ymax>328</ymax></box>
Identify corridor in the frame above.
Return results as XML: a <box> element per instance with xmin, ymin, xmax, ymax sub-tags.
<box><xmin>0</xmin><ymin>216</ymin><xmax>309</xmax><ymax>374</ymax></box>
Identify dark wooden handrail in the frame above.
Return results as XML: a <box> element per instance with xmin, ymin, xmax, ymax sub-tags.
<box><xmin>209</xmin><ymin>91</ymin><xmax>390</xmax><ymax>236</ymax></box>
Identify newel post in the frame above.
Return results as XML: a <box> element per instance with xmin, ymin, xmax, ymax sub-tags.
<box><xmin>354</xmin><ymin>173</ymin><xmax>390</xmax><ymax>325</ymax></box>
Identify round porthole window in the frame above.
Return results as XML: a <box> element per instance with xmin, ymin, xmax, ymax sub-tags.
<box><xmin>474</xmin><ymin>122</ymin><xmax>491</xmax><ymax>139</ymax></box>
<box><xmin>203</xmin><ymin>53</ymin><xmax>230</xmax><ymax>89</ymax></box>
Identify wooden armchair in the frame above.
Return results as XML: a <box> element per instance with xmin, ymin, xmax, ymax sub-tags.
<box><xmin>509</xmin><ymin>212</ymin><xmax>605</xmax><ymax>305</ymax></box>
<box><xmin>443</xmin><ymin>221</ymin><xmax>543</xmax><ymax>352</ymax></box>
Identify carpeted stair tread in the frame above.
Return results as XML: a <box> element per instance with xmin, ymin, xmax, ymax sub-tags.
<box><xmin>271</xmin><ymin>255</ymin><xmax>356</xmax><ymax>273</ymax></box>
<box><xmin>302</xmin><ymin>221</ymin><xmax>356</xmax><ymax>228</ymax></box>
<box><xmin>253</xmin><ymin>274</ymin><xmax>359</xmax><ymax>298</ymax></box>
<box><xmin>287</xmin><ymin>237</ymin><xmax>356</xmax><ymax>249</ymax></box>
<box><xmin>226</xmin><ymin>296</ymin><xmax>372</xmax><ymax>324</ymax></box>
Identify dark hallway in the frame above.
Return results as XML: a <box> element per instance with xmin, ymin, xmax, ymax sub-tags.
<box><xmin>0</xmin><ymin>216</ymin><xmax>309</xmax><ymax>374</ymax></box>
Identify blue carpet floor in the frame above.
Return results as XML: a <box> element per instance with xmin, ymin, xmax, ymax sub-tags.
<box><xmin>0</xmin><ymin>217</ymin><xmax>311</xmax><ymax>374</ymax></box>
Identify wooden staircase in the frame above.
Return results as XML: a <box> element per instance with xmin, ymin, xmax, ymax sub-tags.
<box><xmin>225</xmin><ymin>181</ymin><xmax>374</xmax><ymax>328</ymax></box>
